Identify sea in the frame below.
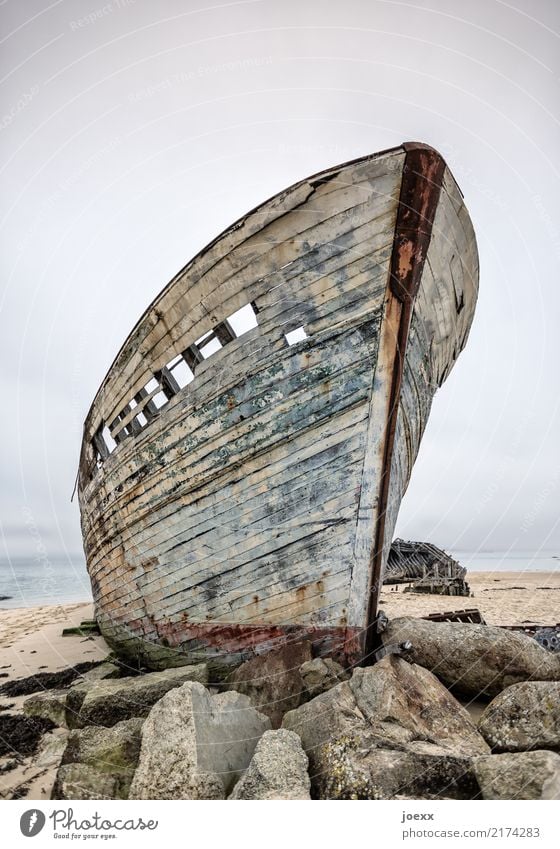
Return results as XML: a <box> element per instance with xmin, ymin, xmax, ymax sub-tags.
<box><xmin>0</xmin><ymin>550</ymin><xmax>558</xmax><ymax>610</ymax></box>
<box><xmin>0</xmin><ymin>556</ymin><xmax>92</xmax><ymax>609</ymax></box>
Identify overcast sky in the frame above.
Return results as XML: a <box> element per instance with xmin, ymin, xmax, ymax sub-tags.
<box><xmin>1</xmin><ymin>0</ymin><xmax>559</xmax><ymax>564</ymax></box>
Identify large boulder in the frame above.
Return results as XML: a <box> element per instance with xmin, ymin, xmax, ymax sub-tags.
<box><xmin>315</xmin><ymin>731</ymin><xmax>479</xmax><ymax>800</ymax></box>
<box><xmin>35</xmin><ymin>732</ymin><xmax>69</xmax><ymax>769</ymax></box>
<box><xmin>24</xmin><ymin>690</ymin><xmax>74</xmax><ymax>728</ymax></box>
<box><xmin>129</xmin><ymin>681</ymin><xmax>271</xmax><ymax>799</ymax></box>
<box><xmin>299</xmin><ymin>657</ymin><xmax>349</xmax><ymax>699</ymax></box>
<box><xmin>283</xmin><ymin>655</ymin><xmax>488</xmax><ymax>774</ymax></box>
<box><xmin>74</xmin><ymin>662</ymin><xmax>122</xmax><ymax>683</ymax></box>
<box><xmin>478</xmin><ymin>681</ymin><xmax>560</xmax><ymax>752</ymax></box>
<box><xmin>349</xmin><ymin>658</ymin><xmax>489</xmax><ymax>755</ymax></box>
<box><xmin>229</xmin><ymin>729</ymin><xmax>311</xmax><ymax>799</ymax></box>
<box><xmin>52</xmin><ymin>763</ymin><xmax>121</xmax><ymax>800</ymax></box>
<box><xmin>22</xmin><ymin>664</ymin><xmax>206</xmax><ymax>730</ymax></box>
<box><xmin>283</xmin><ymin>655</ymin><xmax>488</xmax><ymax>798</ymax></box>
<box><xmin>76</xmin><ymin>664</ymin><xmax>208</xmax><ymax>728</ymax></box>
<box><xmin>227</xmin><ymin>642</ymin><xmax>312</xmax><ymax>728</ymax></box>
<box><xmin>473</xmin><ymin>751</ymin><xmax>560</xmax><ymax>799</ymax></box>
<box><xmin>53</xmin><ymin>717</ymin><xmax>144</xmax><ymax>799</ymax></box>
<box><xmin>23</xmin><ymin>678</ymin><xmax>96</xmax><ymax>729</ymax></box>
<box><xmin>383</xmin><ymin>618</ymin><xmax>560</xmax><ymax>698</ymax></box>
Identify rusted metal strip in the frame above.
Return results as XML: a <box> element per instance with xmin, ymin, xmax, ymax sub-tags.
<box><xmin>364</xmin><ymin>143</ymin><xmax>446</xmax><ymax>662</ymax></box>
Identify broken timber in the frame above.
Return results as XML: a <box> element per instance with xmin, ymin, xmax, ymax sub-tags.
<box><xmin>423</xmin><ymin>609</ymin><xmax>486</xmax><ymax>625</ymax></box>
<box><xmin>77</xmin><ymin>142</ymin><xmax>479</xmax><ymax>671</ymax></box>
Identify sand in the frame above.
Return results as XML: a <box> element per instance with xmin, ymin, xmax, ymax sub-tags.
<box><xmin>0</xmin><ymin>602</ymin><xmax>109</xmax><ymax>683</ymax></box>
<box><xmin>378</xmin><ymin>570</ymin><xmax>560</xmax><ymax>625</ymax></box>
<box><xmin>0</xmin><ymin>603</ymin><xmax>110</xmax><ymax>800</ymax></box>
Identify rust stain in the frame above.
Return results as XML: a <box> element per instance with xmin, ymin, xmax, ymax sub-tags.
<box><xmin>389</xmin><ymin>143</ymin><xmax>447</xmax><ymax>304</ymax></box>
<box><xmin>152</xmin><ymin>620</ymin><xmax>362</xmax><ymax>667</ymax></box>
<box><xmin>397</xmin><ymin>239</ymin><xmax>415</xmax><ymax>279</ymax></box>
<box><xmin>295</xmin><ymin>586</ymin><xmax>306</xmax><ymax>602</ymax></box>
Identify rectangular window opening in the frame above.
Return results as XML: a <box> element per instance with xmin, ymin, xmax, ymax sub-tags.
<box><xmin>285</xmin><ymin>326</ymin><xmax>308</xmax><ymax>346</ymax></box>
<box><xmin>152</xmin><ymin>391</ymin><xmax>168</xmax><ymax>409</ymax></box>
<box><xmin>102</xmin><ymin>426</ymin><xmax>117</xmax><ymax>454</ymax></box>
<box><xmin>135</xmin><ymin>411</ymin><xmax>148</xmax><ymax>428</ymax></box>
<box><xmin>169</xmin><ymin>357</ymin><xmax>194</xmax><ymax>388</ymax></box>
<box><xmin>227</xmin><ymin>302</ymin><xmax>259</xmax><ymax>337</ymax></box>
<box><xmin>199</xmin><ymin>336</ymin><xmax>222</xmax><ymax>359</ymax></box>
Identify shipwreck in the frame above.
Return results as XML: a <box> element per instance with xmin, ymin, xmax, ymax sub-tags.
<box><xmin>386</xmin><ymin>539</ymin><xmax>470</xmax><ymax>596</ymax></box>
<box><xmin>78</xmin><ymin>142</ymin><xmax>479</xmax><ymax>671</ymax></box>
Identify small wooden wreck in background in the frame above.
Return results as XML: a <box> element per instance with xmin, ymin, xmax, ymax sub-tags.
<box><xmin>386</xmin><ymin>539</ymin><xmax>471</xmax><ymax>597</ymax></box>
<box><xmin>78</xmin><ymin>142</ymin><xmax>479</xmax><ymax>671</ymax></box>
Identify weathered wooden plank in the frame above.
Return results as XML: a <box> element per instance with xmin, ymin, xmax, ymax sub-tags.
<box><xmin>89</xmin><ymin>432</ymin><xmax>366</xmax><ymax>577</ymax></box>
<box><xmin>102</xmin><ymin>518</ymin><xmax>353</xmax><ymax>625</ymax></box>
<box><xmin>84</xmin><ymin>372</ymin><xmax>370</xmax><ymax>564</ymax></box>
<box><xmin>90</xmin><ymin>434</ymin><xmax>366</xmax><ymax>573</ymax></box>
<box><xmin>82</xmin><ymin>319</ymin><xmax>381</xmax><ymax>538</ymax></box>
<box><xmin>85</xmin><ymin>405</ymin><xmax>369</xmax><ymax>572</ymax></box>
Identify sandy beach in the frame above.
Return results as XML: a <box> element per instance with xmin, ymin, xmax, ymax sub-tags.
<box><xmin>0</xmin><ymin>603</ymin><xmax>110</xmax><ymax>800</ymax></box>
<box><xmin>0</xmin><ymin>602</ymin><xmax>109</xmax><ymax>682</ymax></box>
<box><xmin>379</xmin><ymin>570</ymin><xmax>560</xmax><ymax>625</ymax></box>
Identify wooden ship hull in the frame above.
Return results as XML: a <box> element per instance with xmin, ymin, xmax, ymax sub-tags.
<box><xmin>78</xmin><ymin>142</ymin><xmax>479</xmax><ymax>671</ymax></box>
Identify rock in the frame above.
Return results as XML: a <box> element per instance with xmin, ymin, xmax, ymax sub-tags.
<box><xmin>227</xmin><ymin>642</ymin><xmax>312</xmax><ymax>728</ymax></box>
<box><xmin>283</xmin><ymin>655</ymin><xmax>488</xmax><ymax>798</ymax></box>
<box><xmin>283</xmin><ymin>655</ymin><xmax>488</xmax><ymax>776</ymax></box>
<box><xmin>23</xmin><ymin>672</ymin><xmax>121</xmax><ymax>729</ymax></box>
<box><xmin>76</xmin><ymin>664</ymin><xmax>208</xmax><ymax>728</ymax></box>
<box><xmin>383</xmin><ymin>617</ymin><xmax>560</xmax><ymax>698</ymax></box>
<box><xmin>65</xmin><ymin>683</ymin><xmax>95</xmax><ymax>727</ymax></box>
<box><xmin>299</xmin><ymin>657</ymin><xmax>349</xmax><ymax>699</ymax></box>
<box><xmin>315</xmin><ymin>731</ymin><xmax>479</xmax><ymax>799</ymax></box>
<box><xmin>62</xmin><ymin>717</ymin><xmax>144</xmax><ymax>769</ymax></box>
<box><xmin>473</xmin><ymin>751</ymin><xmax>560</xmax><ymax>799</ymax></box>
<box><xmin>73</xmin><ymin>662</ymin><xmax>121</xmax><ymax>683</ymax></box>
<box><xmin>229</xmin><ymin>729</ymin><xmax>311</xmax><ymax>799</ymax></box>
<box><xmin>24</xmin><ymin>690</ymin><xmax>72</xmax><ymax>728</ymax></box>
<box><xmin>35</xmin><ymin>732</ymin><xmax>69</xmax><ymax>768</ymax></box>
<box><xmin>283</xmin><ymin>678</ymin><xmax>363</xmax><ymax>769</ymax></box>
<box><xmin>350</xmin><ymin>657</ymin><xmax>489</xmax><ymax>755</ymax></box>
<box><xmin>129</xmin><ymin>681</ymin><xmax>271</xmax><ymax>799</ymax></box>
<box><xmin>52</xmin><ymin>763</ymin><xmax>122</xmax><ymax>800</ymax></box>
<box><xmin>478</xmin><ymin>681</ymin><xmax>560</xmax><ymax>752</ymax></box>
<box><xmin>59</xmin><ymin>717</ymin><xmax>143</xmax><ymax>798</ymax></box>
